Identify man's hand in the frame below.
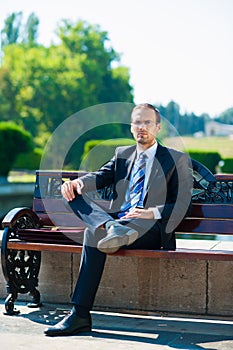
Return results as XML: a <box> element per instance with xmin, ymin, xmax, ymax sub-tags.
<box><xmin>121</xmin><ymin>208</ymin><xmax>154</xmax><ymax>219</ymax></box>
<box><xmin>61</xmin><ymin>179</ymin><xmax>84</xmax><ymax>201</ymax></box>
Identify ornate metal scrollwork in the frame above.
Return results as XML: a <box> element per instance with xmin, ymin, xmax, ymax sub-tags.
<box><xmin>191</xmin><ymin>158</ymin><xmax>233</xmax><ymax>203</ymax></box>
<box><xmin>192</xmin><ymin>179</ymin><xmax>233</xmax><ymax>203</ymax></box>
<box><xmin>47</xmin><ymin>176</ymin><xmax>63</xmax><ymax>198</ymax></box>
<box><xmin>46</xmin><ymin>168</ymin><xmax>233</xmax><ymax>205</ymax></box>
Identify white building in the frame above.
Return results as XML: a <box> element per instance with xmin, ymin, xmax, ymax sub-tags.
<box><xmin>205</xmin><ymin>121</ymin><xmax>233</xmax><ymax>136</ymax></box>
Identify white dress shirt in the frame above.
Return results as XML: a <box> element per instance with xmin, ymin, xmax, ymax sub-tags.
<box><xmin>123</xmin><ymin>141</ymin><xmax>162</xmax><ymax>219</ymax></box>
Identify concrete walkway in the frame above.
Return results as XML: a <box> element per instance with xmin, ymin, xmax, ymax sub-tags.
<box><xmin>1</xmin><ymin>300</ymin><xmax>233</xmax><ymax>350</ymax></box>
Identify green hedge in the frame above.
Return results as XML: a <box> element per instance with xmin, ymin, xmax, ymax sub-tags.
<box><xmin>82</xmin><ymin>143</ymin><xmax>226</xmax><ymax>174</ymax></box>
<box><xmin>186</xmin><ymin>150</ymin><xmax>221</xmax><ymax>174</ymax></box>
<box><xmin>81</xmin><ymin>138</ymin><xmax>135</xmax><ymax>171</ymax></box>
<box><xmin>0</xmin><ymin>122</ymin><xmax>33</xmax><ymax>177</ymax></box>
<box><xmin>13</xmin><ymin>148</ymin><xmax>43</xmax><ymax>170</ymax></box>
<box><xmin>221</xmin><ymin>158</ymin><xmax>233</xmax><ymax>173</ymax></box>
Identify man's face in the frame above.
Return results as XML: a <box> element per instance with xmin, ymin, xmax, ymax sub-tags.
<box><xmin>130</xmin><ymin>107</ymin><xmax>161</xmax><ymax>147</ymax></box>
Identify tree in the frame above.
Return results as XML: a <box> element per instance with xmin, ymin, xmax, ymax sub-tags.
<box><xmin>57</xmin><ymin>19</ymin><xmax>133</xmax><ymax>105</ymax></box>
<box><xmin>1</xmin><ymin>12</ymin><xmax>39</xmax><ymax>48</ymax></box>
<box><xmin>217</xmin><ymin>107</ymin><xmax>233</xmax><ymax>124</ymax></box>
<box><xmin>23</xmin><ymin>12</ymin><xmax>39</xmax><ymax>46</ymax></box>
<box><xmin>0</xmin><ymin>19</ymin><xmax>133</xmax><ymax>149</ymax></box>
<box><xmin>0</xmin><ymin>122</ymin><xmax>33</xmax><ymax>179</ymax></box>
<box><xmin>1</xmin><ymin>12</ymin><xmax>23</xmax><ymax>47</ymax></box>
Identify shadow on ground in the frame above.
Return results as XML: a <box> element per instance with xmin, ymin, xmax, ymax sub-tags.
<box><xmin>2</xmin><ymin>301</ymin><xmax>232</xmax><ymax>350</ymax></box>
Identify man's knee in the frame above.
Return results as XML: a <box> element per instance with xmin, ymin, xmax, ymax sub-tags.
<box><xmin>83</xmin><ymin>227</ymin><xmax>106</xmax><ymax>248</ymax></box>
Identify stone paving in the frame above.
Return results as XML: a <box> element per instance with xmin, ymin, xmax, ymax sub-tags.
<box><xmin>1</xmin><ymin>300</ymin><xmax>233</xmax><ymax>350</ymax></box>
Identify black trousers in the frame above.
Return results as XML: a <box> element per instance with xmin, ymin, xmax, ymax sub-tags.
<box><xmin>66</xmin><ymin>193</ymin><xmax>162</xmax><ymax>312</ymax></box>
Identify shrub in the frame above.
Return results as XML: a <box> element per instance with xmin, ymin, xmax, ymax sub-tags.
<box><xmin>13</xmin><ymin>148</ymin><xmax>43</xmax><ymax>170</ymax></box>
<box><xmin>0</xmin><ymin>122</ymin><xmax>33</xmax><ymax>177</ymax></box>
<box><xmin>221</xmin><ymin>158</ymin><xmax>233</xmax><ymax>173</ymax></box>
<box><xmin>81</xmin><ymin>138</ymin><xmax>135</xmax><ymax>171</ymax></box>
<box><xmin>187</xmin><ymin>150</ymin><xmax>221</xmax><ymax>174</ymax></box>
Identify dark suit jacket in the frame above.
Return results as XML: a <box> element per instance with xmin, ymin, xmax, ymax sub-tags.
<box><xmin>80</xmin><ymin>142</ymin><xmax>193</xmax><ymax>250</ymax></box>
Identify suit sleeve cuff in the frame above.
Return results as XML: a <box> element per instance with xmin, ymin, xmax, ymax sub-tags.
<box><xmin>148</xmin><ymin>207</ymin><xmax>162</xmax><ymax>219</ymax></box>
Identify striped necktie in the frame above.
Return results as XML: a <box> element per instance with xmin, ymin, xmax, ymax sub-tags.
<box><xmin>118</xmin><ymin>152</ymin><xmax>147</xmax><ymax>217</ymax></box>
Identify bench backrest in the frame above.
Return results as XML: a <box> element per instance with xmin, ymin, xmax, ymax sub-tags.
<box><xmin>33</xmin><ymin>163</ymin><xmax>233</xmax><ymax>237</ymax></box>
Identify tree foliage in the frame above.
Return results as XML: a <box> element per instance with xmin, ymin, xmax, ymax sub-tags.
<box><xmin>1</xmin><ymin>12</ymin><xmax>39</xmax><ymax>47</ymax></box>
<box><xmin>24</xmin><ymin>12</ymin><xmax>39</xmax><ymax>45</ymax></box>
<box><xmin>0</xmin><ymin>19</ymin><xmax>133</xmax><ymax>141</ymax></box>
<box><xmin>1</xmin><ymin>12</ymin><xmax>23</xmax><ymax>47</ymax></box>
<box><xmin>217</xmin><ymin>107</ymin><xmax>233</xmax><ymax>125</ymax></box>
<box><xmin>158</xmin><ymin>100</ymin><xmax>208</xmax><ymax>136</ymax></box>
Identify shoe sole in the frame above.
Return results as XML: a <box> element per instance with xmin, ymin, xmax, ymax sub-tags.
<box><xmin>97</xmin><ymin>229</ymin><xmax>139</xmax><ymax>254</ymax></box>
<box><xmin>44</xmin><ymin>325</ymin><xmax>91</xmax><ymax>337</ymax></box>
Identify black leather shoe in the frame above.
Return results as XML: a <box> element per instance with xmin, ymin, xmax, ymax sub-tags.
<box><xmin>97</xmin><ymin>223</ymin><xmax>138</xmax><ymax>254</ymax></box>
<box><xmin>44</xmin><ymin>311</ymin><xmax>92</xmax><ymax>336</ymax></box>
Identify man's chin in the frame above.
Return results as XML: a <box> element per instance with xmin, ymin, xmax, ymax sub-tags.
<box><xmin>137</xmin><ymin>138</ymin><xmax>147</xmax><ymax>144</ymax></box>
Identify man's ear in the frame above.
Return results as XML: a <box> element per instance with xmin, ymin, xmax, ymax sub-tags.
<box><xmin>157</xmin><ymin>123</ymin><xmax>162</xmax><ymax>133</ymax></box>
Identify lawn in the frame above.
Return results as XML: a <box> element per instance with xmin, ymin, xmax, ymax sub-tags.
<box><xmin>8</xmin><ymin>171</ymin><xmax>36</xmax><ymax>183</ymax></box>
<box><xmin>164</xmin><ymin>136</ymin><xmax>233</xmax><ymax>159</ymax></box>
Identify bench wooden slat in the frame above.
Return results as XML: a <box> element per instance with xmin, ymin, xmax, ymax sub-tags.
<box><xmin>176</xmin><ymin>218</ymin><xmax>233</xmax><ymax>234</ymax></box>
<box><xmin>17</xmin><ymin>228</ymin><xmax>84</xmax><ymax>244</ymax></box>
<box><xmin>33</xmin><ymin>198</ymin><xmax>108</xmax><ymax>214</ymax></box>
<box><xmin>37</xmin><ymin>213</ymin><xmax>85</xmax><ymax>227</ymax></box>
<box><xmin>190</xmin><ymin>203</ymin><xmax>233</xmax><ymax>219</ymax></box>
<box><xmin>34</xmin><ymin>198</ymin><xmax>233</xmax><ymax>219</ymax></box>
<box><xmin>6</xmin><ymin>241</ymin><xmax>233</xmax><ymax>261</ymax></box>
<box><xmin>35</xmin><ymin>170</ymin><xmax>87</xmax><ymax>178</ymax></box>
<box><xmin>215</xmin><ymin>174</ymin><xmax>233</xmax><ymax>181</ymax></box>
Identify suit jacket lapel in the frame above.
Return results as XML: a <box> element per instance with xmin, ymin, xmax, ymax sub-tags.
<box><xmin>146</xmin><ymin>143</ymin><xmax>168</xmax><ymax>194</ymax></box>
<box><xmin>125</xmin><ymin>148</ymin><xmax>137</xmax><ymax>180</ymax></box>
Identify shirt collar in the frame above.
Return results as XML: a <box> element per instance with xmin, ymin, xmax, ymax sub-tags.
<box><xmin>136</xmin><ymin>141</ymin><xmax>158</xmax><ymax>160</ymax></box>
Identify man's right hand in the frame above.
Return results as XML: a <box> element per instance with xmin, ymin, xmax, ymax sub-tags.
<box><xmin>61</xmin><ymin>179</ymin><xmax>84</xmax><ymax>201</ymax></box>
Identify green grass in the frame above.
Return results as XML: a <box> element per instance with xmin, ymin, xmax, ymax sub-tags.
<box><xmin>164</xmin><ymin>136</ymin><xmax>233</xmax><ymax>158</ymax></box>
<box><xmin>8</xmin><ymin>171</ymin><xmax>36</xmax><ymax>183</ymax></box>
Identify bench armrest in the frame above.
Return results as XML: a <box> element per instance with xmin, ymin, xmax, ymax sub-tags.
<box><xmin>2</xmin><ymin>207</ymin><xmax>40</xmax><ymax>228</ymax></box>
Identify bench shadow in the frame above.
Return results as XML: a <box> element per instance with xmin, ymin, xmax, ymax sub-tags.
<box><xmin>91</xmin><ymin>329</ymin><xmax>231</xmax><ymax>349</ymax></box>
<box><xmin>13</xmin><ymin>303</ymin><xmax>233</xmax><ymax>350</ymax></box>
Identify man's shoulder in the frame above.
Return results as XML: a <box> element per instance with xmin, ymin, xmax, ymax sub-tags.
<box><xmin>115</xmin><ymin>144</ymin><xmax>136</xmax><ymax>155</ymax></box>
<box><xmin>158</xmin><ymin>143</ymin><xmax>186</xmax><ymax>158</ymax></box>
<box><xmin>158</xmin><ymin>143</ymin><xmax>191</xmax><ymax>166</ymax></box>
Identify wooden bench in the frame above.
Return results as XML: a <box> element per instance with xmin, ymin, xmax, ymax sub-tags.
<box><xmin>1</xmin><ymin>160</ymin><xmax>233</xmax><ymax>315</ymax></box>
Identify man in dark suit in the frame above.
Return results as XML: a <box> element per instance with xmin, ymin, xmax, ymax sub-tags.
<box><xmin>44</xmin><ymin>103</ymin><xmax>193</xmax><ymax>336</ymax></box>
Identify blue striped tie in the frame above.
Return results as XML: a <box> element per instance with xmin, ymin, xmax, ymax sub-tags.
<box><xmin>118</xmin><ymin>153</ymin><xmax>147</xmax><ymax>217</ymax></box>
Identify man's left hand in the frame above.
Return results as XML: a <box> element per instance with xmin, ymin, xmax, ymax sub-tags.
<box><xmin>121</xmin><ymin>208</ymin><xmax>154</xmax><ymax>219</ymax></box>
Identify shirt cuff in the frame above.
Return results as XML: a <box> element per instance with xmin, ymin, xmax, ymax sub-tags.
<box><xmin>148</xmin><ymin>207</ymin><xmax>162</xmax><ymax>219</ymax></box>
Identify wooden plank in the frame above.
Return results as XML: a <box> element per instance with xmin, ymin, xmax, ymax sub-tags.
<box><xmin>6</xmin><ymin>241</ymin><xmax>233</xmax><ymax>261</ymax></box>
<box><xmin>190</xmin><ymin>203</ymin><xmax>233</xmax><ymax>219</ymax></box>
<box><xmin>33</xmin><ymin>199</ymin><xmax>233</xmax><ymax>219</ymax></box>
<box><xmin>7</xmin><ymin>241</ymin><xmax>83</xmax><ymax>253</ymax></box>
<box><xmin>17</xmin><ymin>228</ymin><xmax>84</xmax><ymax>244</ymax></box>
<box><xmin>35</xmin><ymin>170</ymin><xmax>87</xmax><ymax>178</ymax></box>
<box><xmin>176</xmin><ymin>218</ymin><xmax>233</xmax><ymax>234</ymax></box>
<box><xmin>18</xmin><ymin>228</ymin><xmax>85</xmax><ymax>234</ymax></box>
<box><xmin>36</xmin><ymin>212</ymin><xmax>85</xmax><ymax>227</ymax></box>
<box><xmin>33</xmin><ymin>198</ymin><xmax>109</xmax><ymax>213</ymax></box>
<box><xmin>114</xmin><ymin>248</ymin><xmax>233</xmax><ymax>261</ymax></box>
<box><xmin>215</xmin><ymin>174</ymin><xmax>233</xmax><ymax>181</ymax></box>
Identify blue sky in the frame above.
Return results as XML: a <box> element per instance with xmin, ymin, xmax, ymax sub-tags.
<box><xmin>0</xmin><ymin>0</ymin><xmax>233</xmax><ymax>117</ymax></box>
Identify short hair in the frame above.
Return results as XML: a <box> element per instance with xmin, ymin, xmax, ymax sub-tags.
<box><xmin>132</xmin><ymin>103</ymin><xmax>161</xmax><ymax>123</ymax></box>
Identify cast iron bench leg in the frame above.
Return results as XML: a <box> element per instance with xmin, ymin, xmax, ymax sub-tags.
<box><xmin>1</xmin><ymin>226</ymin><xmax>42</xmax><ymax>315</ymax></box>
